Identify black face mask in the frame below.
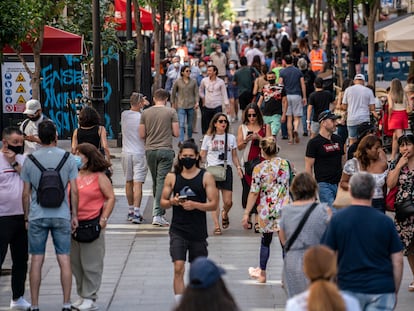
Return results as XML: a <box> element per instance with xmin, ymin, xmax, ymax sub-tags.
<box><xmin>179</xmin><ymin>157</ymin><xmax>197</xmax><ymax>169</ymax></box>
<box><xmin>7</xmin><ymin>144</ymin><xmax>24</xmax><ymax>155</ymax></box>
<box><xmin>28</xmin><ymin>114</ymin><xmax>41</xmax><ymax>122</ymax></box>
<box><xmin>268</xmin><ymin>79</ymin><xmax>276</xmax><ymax>84</ymax></box>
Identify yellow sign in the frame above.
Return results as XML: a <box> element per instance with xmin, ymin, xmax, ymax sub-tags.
<box><xmin>17</xmin><ymin>95</ymin><xmax>26</xmax><ymax>104</ymax></box>
<box><xmin>16</xmin><ymin>73</ymin><xmax>26</xmax><ymax>82</ymax></box>
<box><xmin>16</xmin><ymin>84</ymin><xmax>26</xmax><ymax>93</ymax></box>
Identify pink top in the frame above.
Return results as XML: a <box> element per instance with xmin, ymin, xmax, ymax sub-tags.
<box><xmin>77</xmin><ymin>172</ymin><xmax>105</xmax><ymax>221</ymax></box>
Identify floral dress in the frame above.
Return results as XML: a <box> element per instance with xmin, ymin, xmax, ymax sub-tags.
<box><xmin>392</xmin><ymin>163</ymin><xmax>414</xmax><ymax>255</ymax></box>
<box><xmin>250</xmin><ymin>157</ymin><xmax>290</xmax><ymax>233</ymax></box>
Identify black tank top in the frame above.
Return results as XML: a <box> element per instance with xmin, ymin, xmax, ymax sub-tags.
<box><xmin>170</xmin><ymin>169</ymin><xmax>208</xmax><ymax>241</ymax></box>
<box><xmin>77</xmin><ymin>126</ymin><xmax>100</xmax><ymax>149</ymax></box>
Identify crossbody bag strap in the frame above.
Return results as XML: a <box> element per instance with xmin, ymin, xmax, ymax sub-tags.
<box><xmin>224</xmin><ymin>133</ymin><xmax>228</xmax><ymax>169</ymax></box>
<box><xmin>284</xmin><ymin>202</ymin><xmax>318</xmax><ymax>252</ymax></box>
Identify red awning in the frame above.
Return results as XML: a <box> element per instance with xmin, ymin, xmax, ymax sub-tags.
<box><xmin>3</xmin><ymin>26</ymin><xmax>83</xmax><ymax>55</ymax></box>
<box><xmin>113</xmin><ymin>0</ymin><xmax>158</xmax><ymax>31</ymax></box>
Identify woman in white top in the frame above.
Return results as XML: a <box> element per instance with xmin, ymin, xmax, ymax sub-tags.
<box><xmin>286</xmin><ymin>245</ymin><xmax>361</xmax><ymax>311</ymax></box>
<box><xmin>339</xmin><ymin>135</ymin><xmax>388</xmax><ymax>212</ymax></box>
<box><xmin>200</xmin><ymin>113</ymin><xmax>243</xmax><ymax>235</ymax></box>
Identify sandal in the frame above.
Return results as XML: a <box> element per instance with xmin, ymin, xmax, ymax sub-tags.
<box><xmin>409</xmin><ymin>281</ymin><xmax>414</xmax><ymax>292</ymax></box>
<box><xmin>222</xmin><ymin>211</ymin><xmax>230</xmax><ymax>229</ymax></box>
<box><xmin>247</xmin><ymin>221</ymin><xmax>253</xmax><ymax>230</ymax></box>
<box><xmin>254</xmin><ymin>223</ymin><xmax>260</xmax><ymax>233</ymax></box>
<box><xmin>213</xmin><ymin>227</ymin><xmax>222</xmax><ymax>235</ymax></box>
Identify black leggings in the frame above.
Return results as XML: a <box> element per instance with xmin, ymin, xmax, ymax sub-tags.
<box><xmin>259</xmin><ymin>232</ymin><xmax>273</xmax><ymax>270</ymax></box>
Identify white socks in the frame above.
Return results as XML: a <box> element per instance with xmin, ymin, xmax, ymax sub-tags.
<box><xmin>174</xmin><ymin>294</ymin><xmax>182</xmax><ymax>304</ymax></box>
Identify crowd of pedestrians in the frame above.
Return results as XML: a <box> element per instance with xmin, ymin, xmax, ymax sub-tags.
<box><xmin>2</xmin><ymin>18</ymin><xmax>414</xmax><ymax>311</ymax></box>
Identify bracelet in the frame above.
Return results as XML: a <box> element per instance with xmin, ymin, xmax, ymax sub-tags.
<box><xmin>237</xmin><ymin>166</ymin><xmax>241</xmax><ymax>169</ymax></box>
<box><xmin>306</xmin><ymin>120</ymin><xmax>311</xmax><ymax>123</ymax></box>
<box><xmin>101</xmin><ymin>217</ymin><xmax>108</xmax><ymax>222</ymax></box>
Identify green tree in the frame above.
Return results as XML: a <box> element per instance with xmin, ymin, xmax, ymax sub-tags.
<box><xmin>360</xmin><ymin>0</ymin><xmax>381</xmax><ymax>86</ymax></box>
<box><xmin>0</xmin><ymin>0</ymin><xmax>66</xmax><ymax>99</ymax></box>
<box><xmin>211</xmin><ymin>0</ymin><xmax>234</xmax><ymax>24</ymax></box>
<box><xmin>327</xmin><ymin>0</ymin><xmax>349</xmax><ymax>87</ymax></box>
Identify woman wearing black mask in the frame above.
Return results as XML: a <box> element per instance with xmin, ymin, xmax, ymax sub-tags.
<box><xmin>160</xmin><ymin>139</ymin><xmax>219</xmax><ymax>303</ymax></box>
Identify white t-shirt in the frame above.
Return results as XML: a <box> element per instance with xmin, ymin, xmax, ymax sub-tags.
<box><xmin>342</xmin><ymin>84</ymin><xmax>376</xmax><ymax>126</ymax></box>
<box><xmin>201</xmin><ymin>133</ymin><xmax>237</xmax><ymax>167</ymax></box>
<box><xmin>286</xmin><ymin>289</ymin><xmax>361</xmax><ymax>311</ymax></box>
<box><xmin>121</xmin><ymin>109</ymin><xmax>145</xmax><ymax>154</ymax></box>
<box><xmin>20</xmin><ymin>115</ymin><xmax>47</xmax><ymax>154</ymax></box>
<box><xmin>0</xmin><ymin>153</ymin><xmax>25</xmax><ymax>216</ymax></box>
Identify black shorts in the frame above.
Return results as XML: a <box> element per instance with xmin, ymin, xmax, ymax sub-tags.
<box><xmin>169</xmin><ymin>231</ymin><xmax>208</xmax><ymax>262</ymax></box>
<box><xmin>238</xmin><ymin>91</ymin><xmax>253</xmax><ymax>111</ymax></box>
<box><xmin>215</xmin><ymin>165</ymin><xmax>233</xmax><ymax>191</ymax></box>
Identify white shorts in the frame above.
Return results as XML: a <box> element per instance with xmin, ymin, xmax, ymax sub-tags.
<box><xmin>121</xmin><ymin>153</ymin><xmax>148</xmax><ymax>182</ymax></box>
<box><xmin>286</xmin><ymin>95</ymin><xmax>303</xmax><ymax>117</ymax></box>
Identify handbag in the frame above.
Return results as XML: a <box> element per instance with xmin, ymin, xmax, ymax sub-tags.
<box><xmin>206</xmin><ymin>133</ymin><xmax>228</xmax><ymax>182</ymax></box>
<box><xmin>394</xmin><ymin>199</ymin><xmax>414</xmax><ymax>219</ymax></box>
<box><xmin>72</xmin><ymin>215</ymin><xmax>101</xmax><ymax>243</ymax></box>
<box><xmin>385</xmin><ymin>186</ymin><xmax>397</xmax><ymax>212</ymax></box>
<box><xmin>284</xmin><ymin>202</ymin><xmax>318</xmax><ymax>252</ymax></box>
<box><xmin>244</xmin><ymin>157</ymin><xmax>261</xmax><ymax>176</ymax></box>
<box><xmin>332</xmin><ymin>187</ymin><xmax>352</xmax><ymax>208</ymax></box>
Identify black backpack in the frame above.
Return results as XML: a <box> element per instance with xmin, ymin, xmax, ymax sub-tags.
<box><xmin>28</xmin><ymin>152</ymin><xmax>70</xmax><ymax>208</ymax></box>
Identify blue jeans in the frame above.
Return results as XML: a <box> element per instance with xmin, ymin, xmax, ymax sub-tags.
<box><xmin>343</xmin><ymin>291</ymin><xmax>396</xmax><ymax>311</ymax></box>
<box><xmin>318</xmin><ymin>182</ymin><xmax>338</xmax><ymax>212</ymax></box>
<box><xmin>28</xmin><ymin>218</ymin><xmax>71</xmax><ymax>255</ymax></box>
<box><xmin>145</xmin><ymin>149</ymin><xmax>175</xmax><ymax>217</ymax></box>
<box><xmin>302</xmin><ymin>105</ymin><xmax>308</xmax><ymax>134</ymax></box>
<box><xmin>177</xmin><ymin>108</ymin><xmax>195</xmax><ymax>142</ymax></box>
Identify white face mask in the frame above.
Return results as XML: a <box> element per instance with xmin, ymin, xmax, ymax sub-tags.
<box><xmin>174</xmin><ymin>62</ymin><xmax>180</xmax><ymax>68</ymax></box>
<box><xmin>229</xmin><ymin>64</ymin><xmax>235</xmax><ymax>69</ymax></box>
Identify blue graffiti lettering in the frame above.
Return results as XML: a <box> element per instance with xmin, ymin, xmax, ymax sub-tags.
<box><xmin>47</xmin><ymin>109</ymin><xmax>78</xmax><ymax>137</ymax></box>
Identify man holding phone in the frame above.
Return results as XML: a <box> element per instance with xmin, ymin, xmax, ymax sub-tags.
<box><xmin>160</xmin><ymin>139</ymin><xmax>218</xmax><ymax>304</ymax></box>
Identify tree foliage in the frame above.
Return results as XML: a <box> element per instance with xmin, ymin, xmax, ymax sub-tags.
<box><xmin>212</xmin><ymin>0</ymin><xmax>234</xmax><ymax>22</ymax></box>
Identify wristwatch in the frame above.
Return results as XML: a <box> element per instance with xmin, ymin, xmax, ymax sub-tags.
<box><xmin>11</xmin><ymin>161</ymin><xmax>19</xmax><ymax>168</ymax></box>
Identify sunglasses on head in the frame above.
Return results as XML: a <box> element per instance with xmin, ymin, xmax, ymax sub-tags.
<box><xmin>248</xmin><ymin>114</ymin><xmax>257</xmax><ymax>117</ymax></box>
<box><xmin>217</xmin><ymin>119</ymin><xmax>228</xmax><ymax>124</ymax></box>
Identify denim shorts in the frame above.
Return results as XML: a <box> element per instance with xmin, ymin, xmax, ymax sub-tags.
<box><xmin>28</xmin><ymin>218</ymin><xmax>71</xmax><ymax>255</ymax></box>
<box><xmin>347</xmin><ymin>125</ymin><xmax>359</xmax><ymax>139</ymax></box>
<box><xmin>343</xmin><ymin>291</ymin><xmax>396</xmax><ymax>311</ymax></box>
<box><xmin>169</xmin><ymin>231</ymin><xmax>208</xmax><ymax>262</ymax></box>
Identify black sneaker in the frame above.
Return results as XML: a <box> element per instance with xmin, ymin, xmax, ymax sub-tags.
<box><xmin>303</xmin><ymin>132</ymin><xmax>308</xmax><ymax>137</ymax></box>
<box><xmin>62</xmin><ymin>308</ymin><xmax>71</xmax><ymax>311</ymax></box>
<box><xmin>282</xmin><ymin>136</ymin><xmax>288</xmax><ymax>140</ymax></box>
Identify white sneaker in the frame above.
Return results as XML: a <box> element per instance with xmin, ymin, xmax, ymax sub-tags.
<box><xmin>10</xmin><ymin>297</ymin><xmax>31</xmax><ymax>310</ymax></box>
<box><xmin>76</xmin><ymin>298</ymin><xmax>98</xmax><ymax>311</ymax></box>
<box><xmin>72</xmin><ymin>297</ymin><xmax>83</xmax><ymax>309</ymax></box>
<box><xmin>152</xmin><ymin>216</ymin><xmax>169</xmax><ymax>227</ymax></box>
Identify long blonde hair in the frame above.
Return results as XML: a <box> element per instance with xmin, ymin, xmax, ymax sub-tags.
<box><xmin>304</xmin><ymin>245</ymin><xmax>346</xmax><ymax>311</ymax></box>
<box><xmin>389</xmin><ymin>78</ymin><xmax>404</xmax><ymax>104</ymax></box>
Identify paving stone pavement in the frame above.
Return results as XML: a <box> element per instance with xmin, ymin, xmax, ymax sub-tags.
<box><xmin>1</xmin><ymin>117</ymin><xmax>413</xmax><ymax>310</ymax></box>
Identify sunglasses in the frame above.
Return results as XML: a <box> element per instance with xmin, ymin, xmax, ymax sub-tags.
<box><xmin>248</xmin><ymin>114</ymin><xmax>257</xmax><ymax>117</ymax></box>
<box><xmin>217</xmin><ymin>119</ymin><xmax>228</xmax><ymax>124</ymax></box>
<box><xmin>184</xmin><ymin>70</ymin><xmax>191</xmax><ymax>72</ymax></box>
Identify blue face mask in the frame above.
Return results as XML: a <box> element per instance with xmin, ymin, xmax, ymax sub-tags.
<box><xmin>73</xmin><ymin>155</ymin><xmax>83</xmax><ymax>170</ymax></box>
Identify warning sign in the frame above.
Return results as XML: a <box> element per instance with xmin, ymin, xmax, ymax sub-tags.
<box><xmin>17</xmin><ymin>95</ymin><xmax>26</xmax><ymax>104</ymax></box>
<box><xmin>16</xmin><ymin>84</ymin><xmax>26</xmax><ymax>93</ymax></box>
<box><xmin>1</xmin><ymin>61</ymin><xmax>34</xmax><ymax>113</ymax></box>
<box><xmin>15</xmin><ymin>73</ymin><xmax>26</xmax><ymax>82</ymax></box>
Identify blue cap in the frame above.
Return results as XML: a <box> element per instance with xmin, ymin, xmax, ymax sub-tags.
<box><xmin>189</xmin><ymin>257</ymin><xmax>225</xmax><ymax>289</ymax></box>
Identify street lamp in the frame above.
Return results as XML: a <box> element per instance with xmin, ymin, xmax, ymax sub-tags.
<box><xmin>91</xmin><ymin>0</ymin><xmax>105</xmax><ymax>123</ymax></box>
<box><xmin>348</xmin><ymin>0</ymin><xmax>356</xmax><ymax>79</ymax></box>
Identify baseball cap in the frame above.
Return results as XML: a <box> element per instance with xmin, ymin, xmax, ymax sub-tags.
<box><xmin>189</xmin><ymin>257</ymin><xmax>225</xmax><ymax>289</ymax></box>
<box><xmin>353</xmin><ymin>74</ymin><xmax>365</xmax><ymax>82</ymax></box>
<box><xmin>23</xmin><ymin>99</ymin><xmax>41</xmax><ymax>115</ymax></box>
<box><xmin>318</xmin><ymin>110</ymin><xmax>340</xmax><ymax>123</ymax></box>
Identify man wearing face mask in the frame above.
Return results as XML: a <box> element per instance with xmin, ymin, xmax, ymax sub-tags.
<box><xmin>257</xmin><ymin>71</ymin><xmax>287</xmax><ymax>139</ymax></box>
<box><xmin>166</xmin><ymin>56</ymin><xmax>182</xmax><ymax>93</ymax></box>
<box><xmin>20</xmin><ymin>99</ymin><xmax>49</xmax><ymax>155</ymax></box>
<box><xmin>0</xmin><ymin>127</ymin><xmax>31</xmax><ymax>310</ymax></box>
<box><xmin>160</xmin><ymin>139</ymin><xmax>218</xmax><ymax>303</ymax></box>
<box><xmin>209</xmin><ymin>44</ymin><xmax>227</xmax><ymax>80</ymax></box>
<box><xmin>308</xmin><ymin>40</ymin><xmax>327</xmax><ymax>75</ymax></box>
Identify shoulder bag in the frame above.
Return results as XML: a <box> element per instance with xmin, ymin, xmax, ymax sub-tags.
<box><xmin>333</xmin><ymin>158</ymin><xmax>358</xmax><ymax>208</ymax></box>
<box><xmin>284</xmin><ymin>202</ymin><xmax>318</xmax><ymax>252</ymax></box>
<box><xmin>206</xmin><ymin>134</ymin><xmax>227</xmax><ymax>181</ymax></box>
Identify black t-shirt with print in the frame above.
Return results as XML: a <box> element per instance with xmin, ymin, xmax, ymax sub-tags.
<box><xmin>261</xmin><ymin>84</ymin><xmax>286</xmax><ymax>116</ymax></box>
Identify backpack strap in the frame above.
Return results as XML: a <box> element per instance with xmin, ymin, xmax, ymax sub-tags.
<box><xmin>21</xmin><ymin>119</ymin><xmax>30</xmax><ymax>133</ymax></box>
<box><xmin>28</xmin><ymin>154</ymin><xmax>46</xmax><ymax>172</ymax></box>
<box><xmin>55</xmin><ymin>152</ymin><xmax>70</xmax><ymax>172</ymax></box>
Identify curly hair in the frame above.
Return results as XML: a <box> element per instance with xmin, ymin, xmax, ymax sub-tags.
<box><xmin>78</xmin><ymin>106</ymin><xmax>101</xmax><ymax>127</ymax></box>
<box><xmin>354</xmin><ymin>135</ymin><xmax>381</xmax><ymax>170</ymax></box>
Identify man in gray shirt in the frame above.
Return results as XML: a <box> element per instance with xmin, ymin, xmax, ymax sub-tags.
<box><xmin>139</xmin><ymin>89</ymin><xmax>179</xmax><ymax>226</ymax></box>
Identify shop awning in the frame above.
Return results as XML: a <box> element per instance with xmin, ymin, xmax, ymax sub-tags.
<box><xmin>114</xmin><ymin>0</ymin><xmax>158</xmax><ymax>31</ymax></box>
<box><xmin>3</xmin><ymin>26</ymin><xmax>83</xmax><ymax>55</ymax></box>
